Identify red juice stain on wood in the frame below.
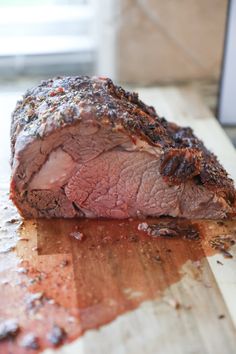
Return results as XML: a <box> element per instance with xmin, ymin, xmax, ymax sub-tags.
<box><xmin>0</xmin><ymin>212</ymin><xmax>236</xmax><ymax>353</ymax></box>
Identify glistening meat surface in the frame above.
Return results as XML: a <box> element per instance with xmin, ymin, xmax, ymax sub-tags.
<box><xmin>10</xmin><ymin>76</ymin><xmax>236</xmax><ymax>219</ymax></box>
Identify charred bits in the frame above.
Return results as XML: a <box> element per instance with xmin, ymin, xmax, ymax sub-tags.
<box><xmin>20</xmin><ymin>333</ymin><xmax>40</xmax><ymax>350</ymax></box>
<box><xmin>70</xmin><ymin>231</ymin><xmax>84</xmax><ymax>241</ymax></box>
<box><xmin>47</xmin><ymin>325</ymin><xmax>66</xmax><ymax>346</ymax></box>
<box><xmin>0</xmin><ymin>319</ymin><xmax>20</xmax><ymax>341</ymax></box>
<box><xmin>138</xmin><ymin>220</ymin><xmax>199</xmax><ymax>240</ymax></box>
<box><xmin>209</xmin><ymin>234</ymin><xmax>235</xmax><ymax>258</ymax></box>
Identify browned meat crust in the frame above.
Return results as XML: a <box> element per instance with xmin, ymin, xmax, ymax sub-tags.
<box><xmin>10</xmin><ymin>76</ymin><xmax>236</xmax><ymax>218</ymax></box>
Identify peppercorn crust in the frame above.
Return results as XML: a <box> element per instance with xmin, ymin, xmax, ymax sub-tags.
<box><xmin>11</xmin><ymin>76</ymin><xmax>236</xmax><ymax>212</ymax></box>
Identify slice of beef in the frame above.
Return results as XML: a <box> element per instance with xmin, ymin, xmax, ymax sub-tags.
<box><xmin>10</xmin><ymin>76</ymin><xmax>236</xmax><ymax>219</ymax></box>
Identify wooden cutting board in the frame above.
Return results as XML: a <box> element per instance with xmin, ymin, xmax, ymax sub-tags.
<box><xmin>0</xmin><ymin>87</ymin><xmax>236</xmax><ymax>354</ymax></box>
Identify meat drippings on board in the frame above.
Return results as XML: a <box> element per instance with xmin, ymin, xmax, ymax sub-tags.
<box><xmin>0</xmin><ymin>195</ymin><xmax>236</xmax><ymax>354</ymax></box>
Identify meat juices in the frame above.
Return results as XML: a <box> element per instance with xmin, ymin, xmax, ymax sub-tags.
<box><xmin>10</xmin><ymin>76</ymin><xmax>236</xmax><ymax>219</ymax></box>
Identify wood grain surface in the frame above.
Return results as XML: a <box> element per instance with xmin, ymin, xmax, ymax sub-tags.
<box><xmin>0</xmin><ymin>87</ymin><xmax>235</xmax><ymax>354</ymax></box>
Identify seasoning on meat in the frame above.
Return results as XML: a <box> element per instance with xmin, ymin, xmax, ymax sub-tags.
<box><xmin>10</xmin><ymin>76</ymin><xmax>236</xmax><ymax>219</ymax></box>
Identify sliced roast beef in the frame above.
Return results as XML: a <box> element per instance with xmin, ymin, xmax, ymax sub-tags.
<box><xmin>10</xmin><ymin>76</ymin><xmax>236</xmax><ymax>219</ymax></box>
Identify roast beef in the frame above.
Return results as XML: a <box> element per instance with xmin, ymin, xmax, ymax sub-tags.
<box><xmin>10</xmin><ymin>76</ymin><xmax>236</xmax><ymax>219</ymax></box>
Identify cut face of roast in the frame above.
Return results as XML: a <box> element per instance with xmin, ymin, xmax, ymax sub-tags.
<box><xmin>10</xmin><ymin>76</ymin><xmax>236</xmax><ymax>219</ymax></box>
<box><xmin>12</xmin><ymin>122</ymin><xmax>231</xmax><ymax>219</ymax></box>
